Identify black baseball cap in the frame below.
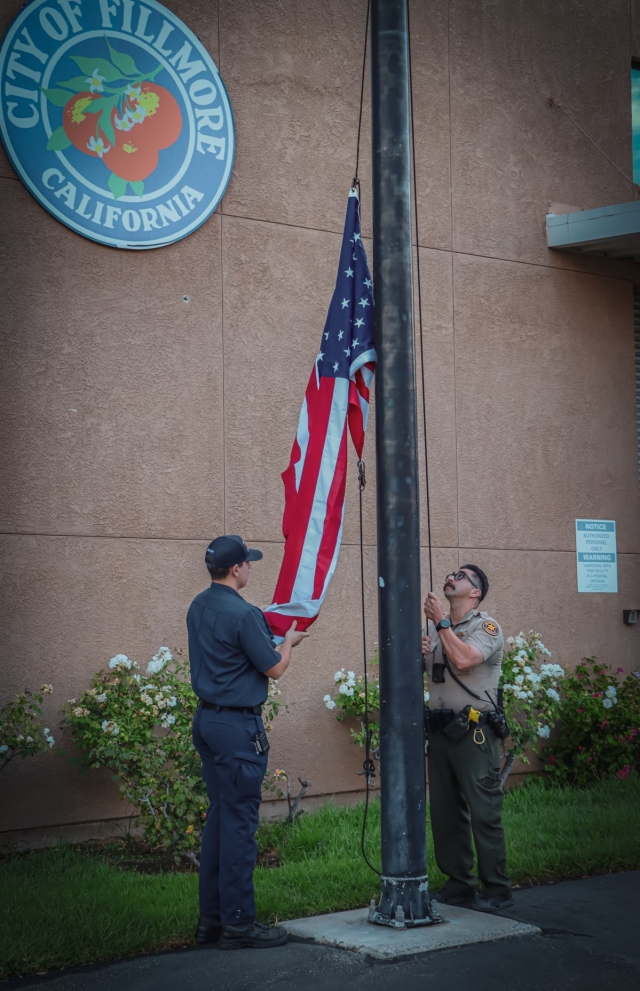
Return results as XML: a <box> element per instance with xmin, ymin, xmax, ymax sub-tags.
<box><xmin>205</xmin><ymin>535</ymin><xmax>263</xmax><ymax>569</ymax></box>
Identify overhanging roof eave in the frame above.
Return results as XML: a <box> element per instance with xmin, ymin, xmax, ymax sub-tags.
<box><xmin>546</xmin><ymin>199</ymin><xmax>640</xmax><ymax>260</ymax></box>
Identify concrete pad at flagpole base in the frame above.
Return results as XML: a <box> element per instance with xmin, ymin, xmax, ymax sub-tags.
<box><xmin>283</xmin><ymin>904</ymin><xmax>541</xmax><ymax>960</ymax></box>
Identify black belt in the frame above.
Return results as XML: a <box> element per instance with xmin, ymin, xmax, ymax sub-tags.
<box><xmin>199</xmin><ymin>701</ymin><xmax>262</xmax><ymax>714</ymax></box>
<box><xmin>425</xmin><ymin>707</ymin><xmax>493</xmax><ymax>733</ymax></box>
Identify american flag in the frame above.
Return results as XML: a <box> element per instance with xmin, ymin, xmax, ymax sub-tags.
<box><xmin>264</xmin><ymin>188</ymin><xmax>376</xmax><ymax>639</ymax></box>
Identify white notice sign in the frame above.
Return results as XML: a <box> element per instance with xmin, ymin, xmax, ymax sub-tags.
<box><xmin>575</xmin><ymin>519</ymin><xmax>617</xmax><ymax>593</ymax></box>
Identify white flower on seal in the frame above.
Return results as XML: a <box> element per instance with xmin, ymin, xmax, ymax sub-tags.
<box><xmin>125</xmin><ymin>84</ymin><xmax>141</xmax><ymax>100</ymax></box>
<box><xmin>87</xmin><ymin>135</ymin><xmax>110</xmax><ymax>158</ymax></box>
<box><xmin>86</xmin><ymin>69</ymin><xmax>105</xmax><ymax>93</ymax></box>
<box><xmin>537</xmin><ymin>724</ymin><xmax>551</xmax><ymax>738</ymax></box>
<box><xmin>114</xmin><ymin>113</ymin><xmax>134</xmax><ymax>132</ymax></box>
<box><xmin>109</xmin><ymin>654</ymin><xmax>131</xmax><ymax>670</ymax></box>
<box><xmin>128</xmin><ymin>103</ymin><xmax>147</xmax><ymax>124</ymax></box>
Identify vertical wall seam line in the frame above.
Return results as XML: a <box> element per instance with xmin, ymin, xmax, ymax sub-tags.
<box><xmin>447</xmin><ymin>0</ymin><xmax>460</xmax><ymax>564</ymax></box>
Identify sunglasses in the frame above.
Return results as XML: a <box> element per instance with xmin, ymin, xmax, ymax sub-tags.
<box><xmin>445</xmin><ymin>570</ymin><xmax>480</xmax><ymax>590</ymax></box>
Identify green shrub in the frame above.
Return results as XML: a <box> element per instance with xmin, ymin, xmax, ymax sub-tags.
<box><xmin>61</xmin><ymin>648</ymin><xmax>284</xmax><ymax>862</ymax></box>
<box><xmin>541</xmin><ymin>659</ymin><xmax>640</xmax><ymax>786</ymax></box>
<box><xmin>322</xmin><ymin>659</ymin><xmax>381</xmax><ymax>750</ymax></box>
<box><xmin>500</xmin><ymin>631</ymin><xmax>565</xmax><ymax>773</ymax></box>
<box><xmin>0</xmin><ymin>686</ymin><xmax>55</xmax><ymax>770</ymax></box>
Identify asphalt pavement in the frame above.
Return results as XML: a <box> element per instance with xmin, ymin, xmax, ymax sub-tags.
<box><xmin>5</xmin><ymin>871</ymin><xmax>640</xmax><ymax>991</ymax></box>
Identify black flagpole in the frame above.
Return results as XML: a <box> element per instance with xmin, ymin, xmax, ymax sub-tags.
<box><xmin>370</xmin><ymin>0</ymin><xmax>438</xmax><ymax>927</ymax></box>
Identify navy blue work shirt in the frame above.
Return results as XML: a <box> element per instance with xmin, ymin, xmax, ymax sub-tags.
<box><xmin>186</xmin><ymin>583</ymin><xmax>281</xmax><ymax>706</ymax></box>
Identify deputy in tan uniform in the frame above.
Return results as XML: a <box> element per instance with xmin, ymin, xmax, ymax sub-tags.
<box><xmin>423</xmin><ymin>564</ymin><xmax>513</xmax><ymax>913</ymax></box>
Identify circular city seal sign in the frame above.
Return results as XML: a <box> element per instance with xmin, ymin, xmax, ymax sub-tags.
<box><xmin>0</xmin><ymin>0</ymin><xmax>234</xmax><ymax>249</ymax></box>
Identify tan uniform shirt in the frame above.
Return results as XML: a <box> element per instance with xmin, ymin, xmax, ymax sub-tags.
<box><xmin>424</xmin><ymin>609</ymin><xmax>504</xmax><ymax>713</ymax></box>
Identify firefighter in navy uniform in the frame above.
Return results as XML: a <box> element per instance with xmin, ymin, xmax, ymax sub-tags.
<box><xmin>423</xmin><ymin>564</ymin><xmax>514</xmax><ymax>913</ymax></box>
<box><xmin>188</xmin><ymin>534</ymin><xmax>308</xmax><ymax>949</ymax></box>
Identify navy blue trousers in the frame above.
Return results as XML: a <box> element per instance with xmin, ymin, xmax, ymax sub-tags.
<box><xmin>192</xmin><ymin>707</ymin><xmax>267</xmax><ymax>924</ymax></box>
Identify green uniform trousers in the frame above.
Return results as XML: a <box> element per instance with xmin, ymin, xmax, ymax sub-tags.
<box><xmin>427</xmin><ymin>725</ymin><xmax>511</xmax><ymax>900</ymax></box>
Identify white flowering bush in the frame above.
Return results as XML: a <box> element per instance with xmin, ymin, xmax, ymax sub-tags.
<box><xmin>500</xmin><ymin>631</ymin><xmax>565</xmax><ymax>778</ymax></box>
<box><xmin>0</xmin><ymin>686</ymin><xmax>55</xmax><ymax>771</ymax></box>
<box><xmin>62</xmin><ymin>648</ymin><xmax>285</xmax><ymax>863</ymax></box>
<box><xmin>61</xmin><ymin>649</ymin><xmax>203</xmax><ymax>862</ymax></box>
<box><xmin>323</xmin><ymin>660</ymin><xmax>382</xmax><ymax>750</ymax></box>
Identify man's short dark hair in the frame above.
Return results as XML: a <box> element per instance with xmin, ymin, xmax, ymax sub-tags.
<box><xmin>460</xmin><ymin>563</ymin><xmax>489</xmax><ymax>603</ymax></box>
<box><xmin>208</xmin><ymin>566</ymin><xmax>231</xmax><ymax>581</ymax></box>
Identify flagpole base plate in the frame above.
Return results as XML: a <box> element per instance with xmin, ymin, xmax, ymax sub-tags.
<box><xmin>368</xmin><ymin>875</ymin><xmax>442</xmax><ymax>928</ymax></box>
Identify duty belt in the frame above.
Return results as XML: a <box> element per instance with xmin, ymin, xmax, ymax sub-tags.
<box><xmin>199</xmin><ymin>701</ymin><xmax>262</xmax><ymax>715</ymax></box>
<box><xmin>425</xmin><ymin>707</ymin><xmax>492</xmax><ymax>734</ymax></box>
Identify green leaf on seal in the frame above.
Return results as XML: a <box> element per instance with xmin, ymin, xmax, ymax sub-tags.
<box><xmin>106</xmin><ymin>40</ymin><xmax>140</xmax><ymax>77</ymax></box>
<box><xmin>46</xmin><ymin>126</ymin><xmax>72</xmax><ymax>151</ymax></box>
<box><xmin>69</xmin><ymin>56</ymin><xmax>124</xmax><ymax>82</ymax></box>
<box><xmin>41</xmin><ymin>87</ymin><xmax>72</xmax><ymax>107</ymax></box>
<box><xmin>98</xmin><ymin>107</ymin><xmax>115</xmax><ymax>145</ymax></box>
<box><xmin>108</xmin><ymin>172</ymin><xmax>128</xmax><ymax>201</ymax></box>
<box><xmin>77</xmin><ymin>95</ymin><xmax>114</xmax><ymax>115</ymax></box>
<box><xmin>130</xmin><ymin>181</ymin><xmax>144</xmax><ymax>197</ymax></box>
<box><xmin>56</xmin><ymin>75</ymin><xmax>91</xmax><ymax>93</ymax></box>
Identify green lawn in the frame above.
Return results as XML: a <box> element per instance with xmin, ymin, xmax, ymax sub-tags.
<box><xmin>1</xmin><ymin>777</ymin><xmax>639</xmax><ymax>979</ymax></box>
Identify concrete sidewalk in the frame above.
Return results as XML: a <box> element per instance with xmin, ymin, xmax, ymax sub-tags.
<box><xmin>6</xmin><ymin>871</ymin><xmax>640</xmax><ymax>991</ymax></box>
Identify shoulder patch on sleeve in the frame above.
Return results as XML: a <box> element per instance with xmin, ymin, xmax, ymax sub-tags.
<box><xmin>482</xmin><ymin>620</ymin><xmax>499</xmax><ymax>637</ymax></box>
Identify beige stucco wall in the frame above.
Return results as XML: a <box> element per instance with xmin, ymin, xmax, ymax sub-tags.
<box><xmin>1</xmin><ymin>0</ymin><xmax>639</xmax><ymax>837</ymax></box>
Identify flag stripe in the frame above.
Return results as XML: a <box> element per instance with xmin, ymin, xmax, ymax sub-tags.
<box><xmin>290</xmin><ymin>377</ymin><xmax>349</xmax><ymax>603</ymax></box>
<box><xmin>312</xmin><ymin>418</ymin><xmax>349</xmax><ymax>599</ymax></box>
<box><xmin>272</xmin><ymin>374</ymin><xmax>335</xmax><ymax>607</ymax></box>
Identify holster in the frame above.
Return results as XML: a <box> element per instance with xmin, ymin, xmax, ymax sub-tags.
<box><xmin>424</xmin><ymin>707</ymin><xmax>455</xmax><ymax>735</ymax></box>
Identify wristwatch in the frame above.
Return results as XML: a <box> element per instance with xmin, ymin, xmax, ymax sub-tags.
<box><xmin>436</xmin><ymin>618</ymin><xmax>452</xmax><ymax>632</ymax></box>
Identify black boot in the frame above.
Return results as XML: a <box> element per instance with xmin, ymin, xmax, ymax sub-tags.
<box><xmin>435</xmin><ymin>888</ymin><xmax>478</xmax><ymax>908</ymax></box>
<box><xmin>219</xmin><ymin>920</ymin><xmax>288</xmax><ymax>950</ymax></box>
<box><xmin>474</xmin><ymin>894</ymin><xmax>515</xmax><ymax>913</ymax></box>
<box><xmin>195</xmin><ymin>915</ymin><xmax>221</xmax><ymax>944</ymax></box>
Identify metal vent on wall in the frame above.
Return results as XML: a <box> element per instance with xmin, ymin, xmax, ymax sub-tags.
<box><xmin>634</xmin><ymin>296</ymin><xmax>640</xmax><ymax>483</ymax></box>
